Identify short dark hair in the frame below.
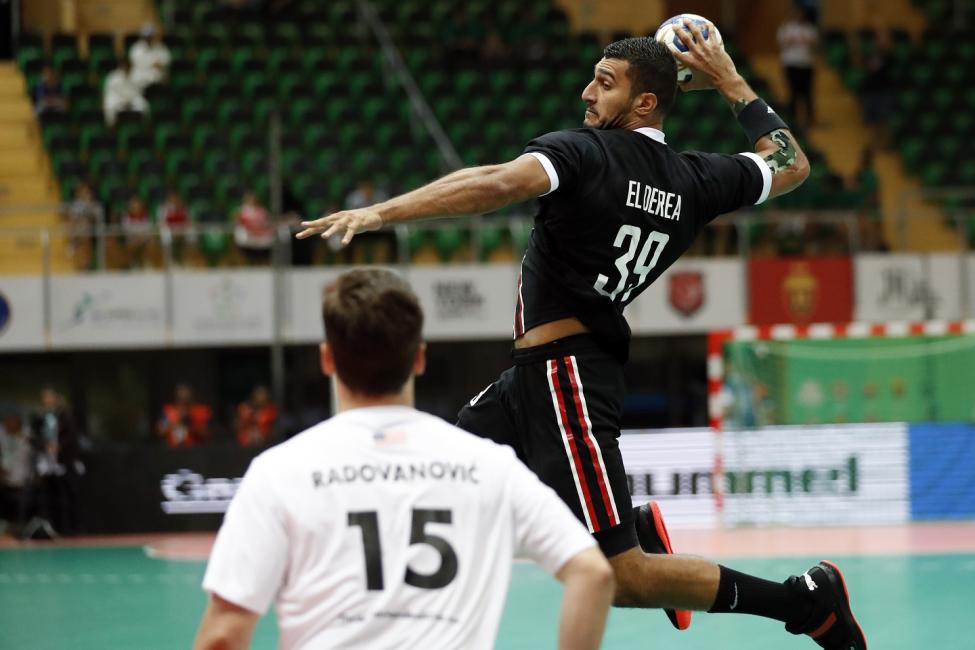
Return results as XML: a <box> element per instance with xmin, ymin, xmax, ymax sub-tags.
<box><xmin>322</xmin><ymin>269</ymin><xmax>423</xmax><ymax>396</ymax></box>
<box><xmin>602</xmin><ymin>37</ymin><xmax>677</xmax><ymax>118</ymax></box>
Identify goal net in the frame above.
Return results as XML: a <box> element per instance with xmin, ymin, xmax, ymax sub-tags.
<box><xmin>709</xmin><ymin>321</ymin><xmax>975</xmax><ymax>431</ymax></box>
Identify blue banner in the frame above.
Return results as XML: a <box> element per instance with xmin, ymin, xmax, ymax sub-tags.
<box><xmin>909</xmin><ymin>423</ymin><xmax>975</xmax><ymax>519</ymax></box>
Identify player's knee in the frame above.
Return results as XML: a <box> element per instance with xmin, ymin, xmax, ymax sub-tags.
<box><xmin>607</xmin><ymin>549</ymin><xmax>648</xmax><ymax>606</ymax></box>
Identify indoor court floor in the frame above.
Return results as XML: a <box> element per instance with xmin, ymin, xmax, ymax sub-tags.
<box><xmin>2</xmin><ymin>523</ymin><xmax>973</xmax><ymax>649</ymax></box>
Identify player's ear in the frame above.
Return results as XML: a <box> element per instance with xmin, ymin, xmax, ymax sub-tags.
<box><xmin>320</xmin><ymin>342</ymin><xmax>336</xmax><ymax>377</ymax></box>
<box><xmin>633</xmin><ymin>91</ymin><xmax>658</xmax><ymax>119</ymax></box>
<box><xmin>413</xmin><ymin>342</ymin><xmax>427</xmax><ymax>377</ymax></box>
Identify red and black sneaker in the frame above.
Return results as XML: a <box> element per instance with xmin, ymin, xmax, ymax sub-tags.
<box><xmin>786</xmin><ymin>561</ymin><xmax>867</xmax><ymax>650</ymax></box>
<box><xmin>633</xmin><ymin>501</ymin><xmax>692</xmax><ymax>631</ymax></box>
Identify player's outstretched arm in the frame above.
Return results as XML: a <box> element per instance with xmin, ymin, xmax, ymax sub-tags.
<box><xmin>193</xmin><ymin>594</ymin><xmax>259</xmax><ymax>650</ymax></box>
<box><xmin>295</xmin><ymin>155</ymin><xmax>551</xmax><ymax>245</ymax></box>
<box><xmin>554</xmin><ymin>547</ymin><xmax>615</xmax><ymax>650</ymax></box>
<box><xmin>673</xmin><ymin>19</ymin><xmax>810</xmax><ymax>199</ymax></box>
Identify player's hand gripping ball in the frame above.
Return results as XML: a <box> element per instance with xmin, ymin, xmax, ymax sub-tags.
<box><xmin>654</xmin><ymin>14</ymin><xmax>724</xmax><ymax>83</ymax></box>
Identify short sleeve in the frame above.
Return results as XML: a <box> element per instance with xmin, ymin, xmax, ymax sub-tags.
<box><xmin>202</xmin><ymin>455</ymin><xmax>288</xmax><ymax>615</ymax></box>
<box><xmin>505</xmin><ymin>449</ymin><xmax>596</xmax><ymax>575</ymax></box>
<box><xmin>681</xmin><ymin>150</ymin><xmax>771</xmax><ymax>222</ymax></box>
<box><xmin>523</xmin><ymin>130</ymin><xmax>607</xmax><ymax>196</ymax></box>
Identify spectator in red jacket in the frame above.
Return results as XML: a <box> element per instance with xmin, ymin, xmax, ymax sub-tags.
<box><xmin>157</xmin><ymin>190</ymin><xmax>193</xmax><ymax>264</ymax></box>
<box><xmin>234</xmin><ymin>385</ymin><xmax>278</xmax><ymax>448</ymax></box>
<box><xmin>233</xmin><ymin>190</ymin><xmax>274</xmax><ymax>266</ymax></box>
<box><xmin>157</xmin><ymin>383</ymin><xmax>212</xmax><ymax>448</ymax></box>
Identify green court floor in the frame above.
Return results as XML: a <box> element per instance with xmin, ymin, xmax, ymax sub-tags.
<box><xmin>1</xmin><ymin>546</ymin><xmax>972</xmax><ymax>648</ymax></box>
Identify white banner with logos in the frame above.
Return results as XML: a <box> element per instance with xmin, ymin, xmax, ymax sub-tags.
<box><xmin>171</xmin><ymin>270</ymin><xmax>273</xmax><ymax>345</ymax></box>
<box><xmin>408</xmin><ymin>265</ymin><xmax>519</xmax><ymax>340</ymax></box>
<box><xmin>620</xmin><ymin>428</ymin><xmax>718</xmax><ymax>528</ymax></box>
<box><xmin>721</xmin><ymin>423</ymin><xmax>908</xmax><ymax>526</ymax></box>
<box><xmin>619</xmin><ymin>422</ymin><xmax>908</xmax><ymax>528</ymax></box>
<box><xmin>0</xmin><ymin>275</ymin><xmax>45</xmax><ymax>350</ymax></box>
<box><xmin>625</xmin><ymin>259</ymin><xmax>745</xmax><ymax>334</ymax></box>
<box><xmin>284</xmin><ymin>267</ymin><xmax>348</xmax><ymax>342</ymax></box>
<box><xmin>855</xmin><ymin>254</ymin><xmax>962</xmax><ymax>322</ymax></box>
<box><xmin>49</xmin><ymin>272</ymin><xmax>166</xmax><ymax>348</ymax></box>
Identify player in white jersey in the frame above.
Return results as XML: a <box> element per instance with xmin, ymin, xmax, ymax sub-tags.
<box><xmin>194</xmin><ymin>269</ymin><xmax>614</xmax><ymax>650</ymax></box>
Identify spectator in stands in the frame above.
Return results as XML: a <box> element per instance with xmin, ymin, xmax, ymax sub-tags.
<box><xmin>234</xmin><ymin>386</ymin><xmax>278</xmax><ymax>448</ymax></box>
<box><xmin>121</xmin><ymin>195</ymin><xmax>152</xmax><ymax>269</ymax></box>
<box><xmin>157</xmin><ymin>190</ymin><xmax>193</xmax><ymax>264</ymax></box>
<box><xmin>157</xmin><ymin>383</ymin><xmax>212</xmax><ymax>448</ymax></box>
<box><xmin>856</xmin><ymin>25</ymin><xmax>894</xmax><ymax>147</ymax></box>
<box><xmin>232</xmin><ymin>190</ymin><xmax>274</xmax><ymax>265</ymax></box>
<box><xmin>29</xmin><ymin>387</ymin><xmax>83</xmax><ymax>537</ymax></box>
<box><xmin>0</xmin><ymin>413</ymin><xmax>32</xmax><ymax>537</ymax></box>
<box><xmin>777</xmin><ymin>4</ymin><xmax>819</xmax><ymax>130</ymax></box>
<box><xmin>33</xmin><ymin>65</ymin><xmax>68</xmax><ymax>115</ymax></box>
<box><xmin>129</xmin><ymin>23</ymin><xmax>171</xmax><ymax>91</ymax></box>
<box><xmin>103</xmin><ymin>59</ymin><xmax>148</xmax><ymax>126</ymax></box>
<box><xmin>62</xmin><ymin>182</ymin><xmax>105</xmax><ymax>270</ymax></box>
<box><xmin>344</xmin><ymin>179</ymin><xmax>389</xmax><ymax>211</ymax></box>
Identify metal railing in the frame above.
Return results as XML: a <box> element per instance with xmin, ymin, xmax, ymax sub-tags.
<box><xmin>0</xmin><ymin>208</ymin><xmax>921</xmax><ymax>275</ymax></box>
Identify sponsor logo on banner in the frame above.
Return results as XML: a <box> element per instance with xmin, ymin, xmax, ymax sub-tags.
<box><xmin>58</xmin><ymin>289</ymin><xmax>161</xmax><ymax>332</ymax></box>
<box><xmin>50</xmin><ymin>273</ymin><xmax>166</xmax><ymax>347</ymax></box>
<box><xmin>433</xmin><ymin>279</ymin><xmax>485</xmax><ymax>320</ymax></box>
<box><xmin>172</xmin><ymin>270</ymin><xmax>273</xmax><ymax>344</ymax></box>
<box><xmin>668</xmin><ymin>271</ymin><xmax>704</xmax><ymax>317</ymax></box>
<box><xmin>749</xmin><ymin>257</ymin><xmax>853</xmax><ymax>325</ymax></box>
<box><xmin>194</xmin><ymin>277</ymin><xmax>260</xmax><ymax>332</ymax></box>
<box><xmin>855</xmin><ymin>254</ymin><xmax>962</xmax><ymax>321</ymax></box>
<box><xmin>408</xmin><ymin>266</ymin><xmax>518</xmax><ymax>340</ymax></box>
<box><xmin>0</xmin><ymin>291</ymin><xmax>10</xmax><ymax>334</ymax></box>
<box><xmin>160</xmin><ymin>468</ymin><xmax>242</xmax><ymax>514</ymax></box>
<box><xmin>627</xmin><ymin>259</ymin><xmax>744</xmax><ymax>334</ymax></box>
<box><xmin>619</xmin><ymin>422</ymin><xmax>908</xmax><ymax>528</ymax></box>
<box><xmin>721</xmin><ymin>423</ymin><xmax>908</xmax><ymax>525</ymax></box>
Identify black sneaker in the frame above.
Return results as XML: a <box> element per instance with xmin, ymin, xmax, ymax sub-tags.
<box><xmin>634</xmin><ymin>501</ymin><xmax>692</xmax><ymax>630</ymax></box>
<box><xmin>786</xmin><ymin>561</ymin><xmax>867</xmax><ymax>649</ymax></box>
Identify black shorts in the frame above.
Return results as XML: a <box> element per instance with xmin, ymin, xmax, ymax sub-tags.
<box><xmin>457</xmin><ymin>335</ymin><xmax>637</xmax><ymax>557</ymax></box>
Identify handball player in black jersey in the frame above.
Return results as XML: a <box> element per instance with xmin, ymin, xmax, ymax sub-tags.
<box><xmin>298</xmin><ymin>20</ymin><xmax>866</xmax><ymax>650</ymax></box>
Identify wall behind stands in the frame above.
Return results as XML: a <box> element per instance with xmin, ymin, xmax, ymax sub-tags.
<box><xmin>72</xmin><ymin>420</ymin><xmax>975</xmax><ymax>534</ymax></box>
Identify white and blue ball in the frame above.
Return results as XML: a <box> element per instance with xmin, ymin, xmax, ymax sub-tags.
<box><xmin>654</xmin><ymin>14</ymin><xmax>724</xmax><ymax>83</ymax></box>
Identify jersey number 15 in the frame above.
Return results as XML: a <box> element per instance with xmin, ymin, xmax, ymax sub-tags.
<box><xmin>348</xmin><ymin>509</ymin><xmax>459</xmax><ymax>591</ymax></box>
<box><xmin>594</xmin><ymin>225</ymin><xmax>670</xmax><ymax>303</ymax></box>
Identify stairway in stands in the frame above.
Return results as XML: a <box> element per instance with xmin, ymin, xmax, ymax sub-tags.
<box><xmin>0</xmin><ymin>62</ymin><xmax>67</xmax><ymax>274</ymax></box>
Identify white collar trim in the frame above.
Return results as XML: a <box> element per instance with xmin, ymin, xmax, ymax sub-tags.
<box><xmin>634</xmin><ymin>127</ymin><xmax>666</xmax><ymax>144</ymax></box>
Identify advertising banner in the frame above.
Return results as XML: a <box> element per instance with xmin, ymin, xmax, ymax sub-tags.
<box><xmin>80</xmin><ymin>444</ymin><xmax>258</xmax><ymax>533</ymax></box>
<box><xmin>49</xmin><ymin>272</ymin><xmax>166</xmax><ymax>348</ymax></box>
<box><xmin>909</xmin><ymin>423</ymin><xmax>975</xmax><ymax>519</ymax></box>
<box><xmin>627</xmin><ymin>259</ymin><xmax>745</xmax><ymax>334</ymax></box>
<box><xmin>619</xmin><ymin>429</ymin><xmax>718</xmax><ymax>528</ymax></box>
<box><xmin>748</xmin><ymin>257</ymin><xmax>853</xmax><ymax>325</ymax></box>
<box><xmin>284</xmin><ymin>267</ymin><xmax>349</xmax><ymax>343</ymax></box>
<box><xmin>855</xmin><ymin>254</ymin><xmax>962</xmax><ymax>322</ymax></box>
<box><xmin>407</xmin><ymin>265</ymin><xmax>519</xmax><ymax>340</ymax></box>
<box><xmin>721</xmin><ymin>423</ymin><xmax>909</xmax><ymax>526</ymax></box>
<box><xmin>171</xmin><ymin>270</ymin><xmax>274</xmax><ymax>345</ymax></box>
<box><xmin>0</xmin><ymin>275</ymin><xmax>44</xmax><ymax>350</ymax></box>
<box><xmin>620</xmin><ymin>423</ymin><xmax>909</xmax><ymax>528</ymax></box>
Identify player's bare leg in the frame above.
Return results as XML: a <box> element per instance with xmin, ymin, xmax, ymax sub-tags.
<box><xmin>609</xmin><ymin>549</ymin><xmax>718</xmax><ymax>609</ymax></box>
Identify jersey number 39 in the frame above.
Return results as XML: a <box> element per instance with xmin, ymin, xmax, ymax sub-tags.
<box><xmin>348</xmin><ymin>509</ymin><xmax>459</xmax><ymax>591</ymax></box>
<box><xmin>594</xmin><ymin>226</ymin><xmax>670</xmax><ymax>302</ymax></box>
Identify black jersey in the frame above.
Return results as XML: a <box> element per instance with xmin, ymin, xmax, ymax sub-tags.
<box><xmin>515</xmin><ymin>127</ymin><xmax>770</xmax><ymax>362</ymax></box>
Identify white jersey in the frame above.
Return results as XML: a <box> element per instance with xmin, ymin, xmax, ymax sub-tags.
<box><xmin>203</xmin><ymin>405</ymin><xmax>595</xmax><ymax>650</ymax></box>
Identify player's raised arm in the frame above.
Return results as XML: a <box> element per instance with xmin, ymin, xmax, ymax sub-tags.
<box><xmin>673</xmin><ymin>18</ymin><xmax>810</xmax><ymax>200</ymax></box>
<box><xmin>295</xmin><ymin>154</ymin><xmax>552</xmax><ymax>245</ymax></box>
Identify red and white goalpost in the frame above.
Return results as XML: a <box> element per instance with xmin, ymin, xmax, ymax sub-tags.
<box><xmin>705</xmin><ymin>319</ymin><xmax>975</xmax><ymax>513</ymax></box>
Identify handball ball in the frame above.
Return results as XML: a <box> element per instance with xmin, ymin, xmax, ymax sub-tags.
<box><xmin>654</xmin><ymin>14</ymin><xmax>724</xmax><ymax>83</ymax></box>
